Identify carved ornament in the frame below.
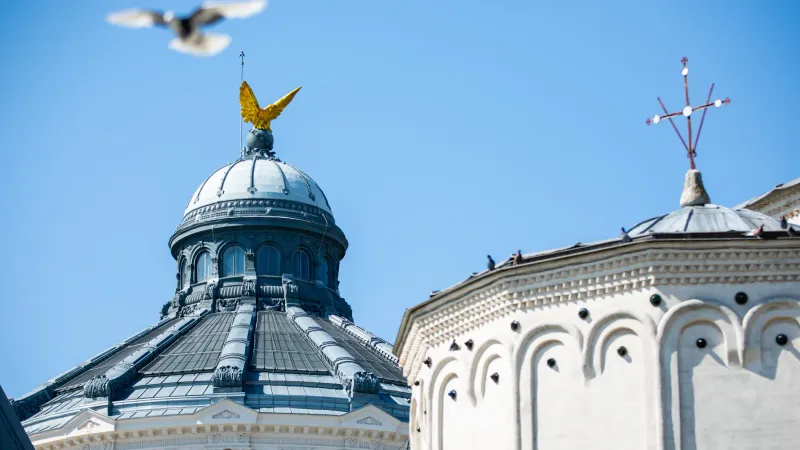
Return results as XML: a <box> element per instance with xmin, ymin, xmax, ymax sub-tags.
<box><xmin>348</xmin><ymin>371</ymin><xmax>381</xmax><ymax>396</ymax></box>
<box><xmin>356</xmin><ymin>416</ymin><xmax>383</xmax><ymax>426</ymax></box>
<box><xmin>211</xmin><ymin>409</ymin><xmax>241</xmax><ymax>419</ymax></box>
<box><xmin>211</xmin><ymin>365</ymin><xmax>243</xmax><ymax>388</ymax></box>
<box><xmin>242</xmin><ymin>277</ymin><xmax>257</xmax><ymax>297</ymax></box>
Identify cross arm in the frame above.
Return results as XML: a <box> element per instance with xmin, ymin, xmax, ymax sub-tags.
<box><xmin>647</xmin><ymin>110</ymin><xmax>683</xmax><ymax>124</ymax></box>
<box><xmin>646</xmin><ymin>97</ymin><xmax>729</xmax><ymax>125</ymax></box>
<box><xmin>693</xmin><ymin>97</ymin><xmax>730</xmax><ymax>113</ymax></box>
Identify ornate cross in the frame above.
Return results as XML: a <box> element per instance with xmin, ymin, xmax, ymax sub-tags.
<box><xmin>645</xmin><ymin>57</ymin><xmax>730</xmax><ymax>170</ymax></box>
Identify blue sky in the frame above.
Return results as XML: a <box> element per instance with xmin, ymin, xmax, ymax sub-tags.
<box><xmin>0</xmin><ymin>0</ymin><xmax>797</xmax><ymax>398</ymax></box>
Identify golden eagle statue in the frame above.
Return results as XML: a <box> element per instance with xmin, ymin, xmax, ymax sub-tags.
<box><xmin>239</xmin><ymin>81</ymin><xmax>302</xmax><ymax>131</ymax></box>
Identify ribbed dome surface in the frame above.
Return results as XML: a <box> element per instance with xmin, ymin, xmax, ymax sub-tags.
<box><xmin>185</xmin><ymin>157</ymin><xmax>331</xmax><ymax>217</ymax></box>
<box><xmin>628</xmin><ymin>204</ymin><xmax>787</xmax><ymax>237</ymax></box>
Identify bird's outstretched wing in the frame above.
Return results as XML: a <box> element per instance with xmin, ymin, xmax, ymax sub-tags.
<box><xmin>262</xmin><ymin>86</ymin><xmax>302</xmax><ymax>122</ymax></box>
<box><xmin>107</xmin><ymin>9</ymin><xmax>167</xmax><ymax>28</ymax></box>
<box><xmin>192</xmin><ymin>0</ymin><xmax>267</xmax><ymax>26</ymax></box>
<box><xmin>240</xmin><ymin>81</ymin><xmax>267</xmax><ymax>128</ymax></box>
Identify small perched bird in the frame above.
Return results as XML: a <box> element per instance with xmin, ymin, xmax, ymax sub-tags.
<box><xmin>487</xmin><ymin>255</ymin><xmax>496</xmax><ymax>271</ymax></box>
<box><xmin>780</xmin><ymin>216</ymin><xmax>789</xmax><ymax>229</ymax></box>
<box><xmin>620</xmin><ymin>227</ymin><xmax>632</xmax><ymax>243</ymax></box>
<box><xmin>107</xmin><ymin>0</ymin><xmax>267</xmax><ymax>56</ymax></box>
<box><xmin>745</xmin><ymin>224</ymin><xmax>764</xmax><ymax>238</ymax></box>
<box><xmin>513</xmin><ymin>250</ymin><xmax>523</xmax><ymax>265</ymax></box>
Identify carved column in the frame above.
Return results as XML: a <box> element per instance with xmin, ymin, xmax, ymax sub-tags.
<box><xmin>282</xmin><ymin>275</ymin><xmax>301</xmax><ymax>309</ymax></box>
<box><xmin>242</xmin><ymin>277</ymin><xmax>257</xmax><ymax>300</ymax></box>
<box><xmin>244</xmin><ymin>249</ymin><xmax>256</xmax><ymax>276</ymax></box>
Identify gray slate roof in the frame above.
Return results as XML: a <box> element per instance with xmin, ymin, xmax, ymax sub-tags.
<box><xmin>14</xmin><ymin>310</ymin><xmax>409</xmax><ymax>436</ymax></box>
<box><xmin>734</xmin><ymin>177</ymin><xmax>800</xmax><ymax>210</ymax></box>
<box><xmin>628</xmin><ymin>204</ymin><xmax>788</xmax><ymax>236</ymax></box>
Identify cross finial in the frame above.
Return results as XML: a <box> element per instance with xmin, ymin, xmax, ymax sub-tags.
<box><xmin>239</xmin><ymin>51</ymin><xmax>246</xmax><ymax>157</ymax></box>
<box><xmin>645</xmin><ymin>57</ymin><xmax>731</xmax><ymax>170</ymax></box>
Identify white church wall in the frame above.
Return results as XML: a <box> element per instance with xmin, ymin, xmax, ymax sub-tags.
<box><xmin>659</xmin><ymin>298</ymin><xmax>800</xmax><ymax>450</ymax></box>
<box><xmin>400</xmin><ymin>243</ymin><xmax>800</xmax><ymax>450</ymax></box>
<box><xmin>585</xmin><ymin>328</ymin><xmax>648</xmax><ymax>450</ymax></box>
<box><xmin>528</xmin><ymin>341</ymin><xmax>583</xmax><ymax>450</ymax></box>
<box><xmin>472</xmin><ymin>345</ymin><xmax>513</xmax><ymax>450</ymax></box>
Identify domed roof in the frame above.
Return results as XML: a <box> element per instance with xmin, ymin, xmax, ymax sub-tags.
<box><xmin>185</xmin><ymin>156</ymin><xmax>331</xmax><ymax>217</ymax></box>
<box><xmin>627</xmin><ymin>204</ymin><xmax>787</xmax><ymax>237</ymax></box>
<box><xmin>627</xmin><ymin>170</ymin><xmax>798</xmax><ymax>237</ymax></box>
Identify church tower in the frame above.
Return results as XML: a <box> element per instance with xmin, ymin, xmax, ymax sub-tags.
<box><xmin>394</xmin><ymin>59</ymin><xmax>800</xmax><ymax>450</ymax></box>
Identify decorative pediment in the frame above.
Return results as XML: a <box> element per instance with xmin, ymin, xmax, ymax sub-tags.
<box><xmin>340</xmin><ymin>404</ymin><xmax>400</xmax><ymax>432</ymax></box>
<box><xmin>76</xmin><ymin>419</ymin><xmax>101</xmax><ymax>431</ymax></box>
<box><xmin>356</xmin><ymin>416</ymin><xmax>383</xmax><ymax>426</ymax></box>
<box><xmin>212</xmin><ymin>409</ymin><xmax>240</xmax><ymax>419</ymax></box>
<box><xmin>196</xmin><ymin>398</ymin><xmax>257</xmax><ymax>423</ymax></box>
<box><xmin>62</xmin><ymin>409</ymin><xmax>115</xmax><ymax>437</ymax></box>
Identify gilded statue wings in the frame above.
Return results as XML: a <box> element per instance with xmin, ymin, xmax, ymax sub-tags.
<box><xmin>240</xmin><ymin>81</ymin><xmax>302</xmax><ymax>131</ymax></box>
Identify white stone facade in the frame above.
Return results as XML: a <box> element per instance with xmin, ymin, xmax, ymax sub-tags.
<box><xmin>395</xmin><ymin>239</ymin><xmax>800</xmax><ymax>450</ymax></box>
<box><xmin>29</xmin><ymin>400</ymin><xmax>409</xmax><ymax>450</ymax></box>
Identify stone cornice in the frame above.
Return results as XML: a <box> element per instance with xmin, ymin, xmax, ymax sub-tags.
<box><xmin>395</xmin><ymin>238</ymin><xmax>800</xmax><ymax>382</ymax></box>
<box><xmin>30</xmin><ymin>401</ymin><xmax>409</xmax><ymax>450</ymax></box>
<box><xmin>32</xmin><ymin>422</ymin><xmax>408</xmax><ymax>450</ymax></box>
<box><xmin>180</xmin><ymin>198</ymin><xmax>336</xmax><ymax>229</ymax></box>
<box><xmin>169</xmin><ymin>199</ymin><xmax>346</xmax><ymax>250</ymax></box>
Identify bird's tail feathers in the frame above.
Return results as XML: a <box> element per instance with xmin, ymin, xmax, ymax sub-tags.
<box><xmin>169</xmin><ymin>33</ymin><xmax>231</xmax><ymax>57</ymax></box>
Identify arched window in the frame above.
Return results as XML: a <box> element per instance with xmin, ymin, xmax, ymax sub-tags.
<box><xmin>195</xmin><ymin>251</ymin><xmax>212</xmax><ymax>282</ymax></box>
<box><xmin>222</xmin><ymin>246</ymin><xmax>245</xmax><ymax>277</ymax></box>
<box><xmin>257</xmin><ymin>246</ymin><xmax>281</xmax><ymax>276</ymax></box>
<box><xmin>292</xmin><ymin>250</ymin><xmax>310</xmax><ymax>280</ymax></box>
<box><xmin>319</xmin><ymin>257</ymin><xmax>330</xmax><ymax>287</ymax></box>
<box><xmin>180</xmin><ymin>258</ymin><xmax>190</xmax><ymax>288</ymax></box>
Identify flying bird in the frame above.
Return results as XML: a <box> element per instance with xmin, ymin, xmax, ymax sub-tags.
<box><xmin>240</xmin><ymin>81</ymin><xmax>302</xmax><ymax>131</ymax></box>
<box><xmin>487</xmin><ymin>255</ymin><xmax>496</xmax><ymax>271</ymax></box>
<box><xmin>106</xmin><ymin>0</ymin><xmax>267</xmax><ymax>56</ymax></box>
